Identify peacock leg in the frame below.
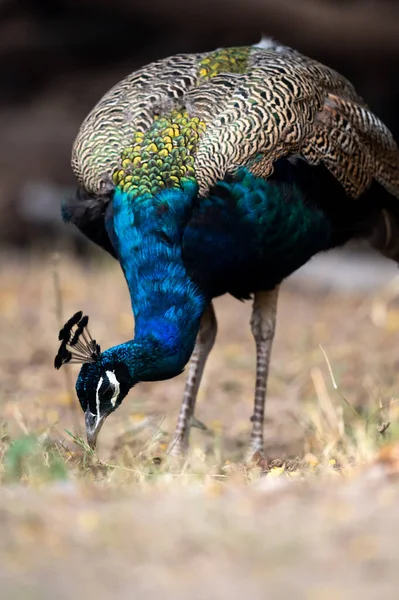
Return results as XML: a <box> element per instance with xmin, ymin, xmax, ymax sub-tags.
<box><xmin>248</xmin><ymin>287</ymin><xmax>279</xmax><ymax>459</ymax></box>
<box><xmin>168</xmin><ymin>302</ymin><xmax>217</xmax><ymax>456</ymax></box>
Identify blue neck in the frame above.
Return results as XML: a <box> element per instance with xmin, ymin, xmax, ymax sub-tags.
<box><xmin>106</xmin><ymin>182</ymin><xmax>207</xmax><ymax>382</ymax></box>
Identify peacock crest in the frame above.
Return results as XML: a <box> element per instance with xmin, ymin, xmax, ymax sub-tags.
<box><xmin>54</xmin><ymin>311</ymin><xmax>101</xmax><ymax>369</ymax></box>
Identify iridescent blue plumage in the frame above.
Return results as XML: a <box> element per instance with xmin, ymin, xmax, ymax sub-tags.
<box><xmin>97</xmin><ymin>166</ymin><xmax>333</xmax><ymax>384</ymax></box>
<box><xmin>107</xmin><ymin>180</ymin><xmax>207</xmax><ymax>381</ymax></box>
<box><xmin>183</xmin><ymin>165</ymin><xmax>333</xmax><ymax>299</ymax></box>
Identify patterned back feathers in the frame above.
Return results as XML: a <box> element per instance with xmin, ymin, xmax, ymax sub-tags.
<box><xmin>72</xmin><ymin>41</ymin><xmax>399</xmax><ymax>202</ymax></box>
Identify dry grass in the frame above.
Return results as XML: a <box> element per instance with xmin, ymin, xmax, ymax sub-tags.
<box><xmin>2</xmin><ymin>249</ymin><xmax>399</xmax><ymax>599</ymax></box>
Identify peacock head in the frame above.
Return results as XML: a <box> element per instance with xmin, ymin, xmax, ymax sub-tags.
<box><xmin>54</xmin><ymin>311</ymin><xmax>136</xmax><ymax>449</ymax></box>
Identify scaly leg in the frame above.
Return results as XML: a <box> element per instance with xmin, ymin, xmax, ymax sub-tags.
<box><xmin>168</xmin><ymin>303</ymin><xmax>217</xmax><ymax>456</ymax></box>
<box><xmin>248</xmin><ymin>287</ymin><xmax>279</xmax><ymax>458</ymax></box>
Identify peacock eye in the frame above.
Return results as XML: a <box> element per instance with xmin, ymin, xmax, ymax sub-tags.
<box><xmin>104</xmin><ymin>385</ymin><xmax>115</xmax><ymax>400</ymax></box>
<box><xmin>99</xmin><ymin>380</ymin><xmax>114</xmax><ymax>401</ymax></box>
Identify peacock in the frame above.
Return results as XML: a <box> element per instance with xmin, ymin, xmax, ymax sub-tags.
<box><xmin>55</xmin><ymin>38</ymin><xmax>399</xmax><ymax>457</ymax></box>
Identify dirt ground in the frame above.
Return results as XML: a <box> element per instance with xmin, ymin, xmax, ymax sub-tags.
<box><xmin>2</xmin><ymin>249</ymin><xmax>399</xmax><ymax>599</ymax></box>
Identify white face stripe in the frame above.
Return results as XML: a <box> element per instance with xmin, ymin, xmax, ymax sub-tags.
<box><xmin>94</xmin><ymin>372</ymin><xmax>121</xmax><ymax>423</ymax></box>
<box><xmin>95</xmin><ymin>376</ymin><xmax>103</xmax><ymax>426</ymax></box>
<box><xmin>106</xmin><ymin>370</ymin><xmax>120</xmax><ymax>407</ymax></box>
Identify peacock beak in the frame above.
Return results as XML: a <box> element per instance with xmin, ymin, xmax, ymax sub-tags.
<box><xmin>85</xmin><ymin>409</ymin><xmax>107</xmax><ymax>449</ymax></box>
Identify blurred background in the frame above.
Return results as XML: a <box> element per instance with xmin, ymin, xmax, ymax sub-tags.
<box><xmin>1</xmin><ymin>0</ymin><xmax>399</xmax><ymax>252</ymax></box>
